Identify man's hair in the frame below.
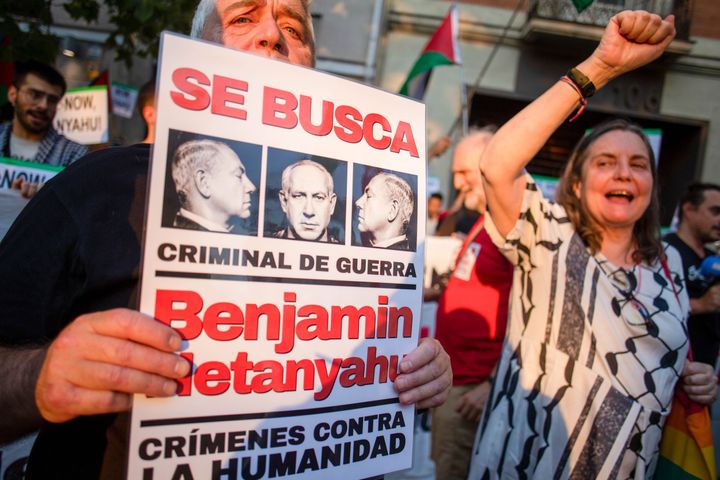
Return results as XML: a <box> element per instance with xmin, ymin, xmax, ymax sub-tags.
<box><xmin>469</xmin><ymin>124</ymin><xmax>498</xmax><ymax>136</ymax></box>
<box><xmin>171</xmin><ymin>139</ymin><xmax>236</xmax><ymax>206</ymax></box>
<box><xmin>281</xmin><ymin>159</ymin><xmax>333</xmax><ymax>194</ymax></box>
<box><xmin>379</xmin><ymin>173</ymin><xmax>414</xmax><ymax>233</ymax></box>
<box><xmin>14</xmin><ymin>60</ymin><xmax>66</xmax><ymax>95</ymax></box>
<box><xmin>555</xmin><ymin>118</ymin><xmax>662</xmax><ymax>264</ymax></box>
<box><xmin>137</xmin><ymin>79</ymin><xmax>156</xmax><ymax>114</ymax></box>
<box><xmin>457</xmin><ymin>125</ymin><xmax>496</xmax><ymax>168</ymax></box>
<box><xmin>678</xmin><ymin>183</ymin><xmax>720</xmax><ymax>223</ymax></box>
<box><xmin>430</xmin><ymin>192</ymin><xmax>443</xmax><ymax>202</ymax></box>
<box><xmin>190</xmin><ymin>0</ymin><xmax>315</xmax><ymax>53</ymax></box>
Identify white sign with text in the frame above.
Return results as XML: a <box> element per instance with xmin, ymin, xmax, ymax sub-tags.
<box><xmin>53</xmin><ymin>86</ymin><xmax>109</xmax><ymax>144</ymax></box>
<box><xmin>128</xmin><ymin>33</ymin><xmax>427</xmax><ymax>480</ymax></box>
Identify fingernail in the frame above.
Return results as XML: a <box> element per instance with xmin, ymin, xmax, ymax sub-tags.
<box><xmin>400</xmin><ymin>360</ymin><xmax>412</xmax><ymax>372</ymax></box>
<box><xmin>164</xmin><ymin>380</ymin><xmax>177</xmax><ymax>396</ymax></box>
<box><xmin>175</xmin><ymin>358</ymin><xmax>189</xmax><ymax>376</ymax></box>
<box><xmin>169</xmin><ymin>334</ymin><xmax>182</xmax><ymax>351</ymax></box>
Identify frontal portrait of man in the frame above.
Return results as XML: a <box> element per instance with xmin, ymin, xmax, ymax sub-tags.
<box><xmin>264</xmin><ymin>148</ymin><xmax>346</xmax><ymax>243</ymax></box>
<box><xmin>162</xmin><ymin>131</ymin><xmax>262</xmax><ymax>235</ymax></box>
<box><xmin>353</xmin><ymin>167</ymin><xmax>417</xmax><ymax>251</ymax></box>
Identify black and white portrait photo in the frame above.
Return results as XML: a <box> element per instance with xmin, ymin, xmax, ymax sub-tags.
<box><xmin>264</xmin><ymin>148</ymin><xmax>347</xmax><ymax>243</ymax></box>
<box><xmin>162</xmin><ymin>130</ymin><xmax>262</xmax><ymax>235</ymax></box>
<box><xmin>352</xmin><ymin>166</ymin><xmax>417</xmax><ymax>251</ymax></box>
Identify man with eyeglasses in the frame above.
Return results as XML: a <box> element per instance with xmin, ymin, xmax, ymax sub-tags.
<box><xmin>1</xmin><ymin>60</ymin><xmax>88</xmax><ymax>197</ymax></box>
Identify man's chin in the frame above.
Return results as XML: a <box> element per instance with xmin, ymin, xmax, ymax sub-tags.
<box><xmin>20</xmin><ymin>116</ymin><xmax>50</xmax><ymax>134</ymax></box>
<box><xmin>299</xmin><ymin>232</ymin><xmax>323</xmax><ymax>241</ymax></box>
<box><xmin>289</xmin><ymin>226</ymin><xmax>324</xmax><ymax>241</ymax></box>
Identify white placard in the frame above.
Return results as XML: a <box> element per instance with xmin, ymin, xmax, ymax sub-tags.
<box><xmin>128</xmin><ymin>32</ymin><xmax>427</xmax><ymax>480</ymax></box>
<box><xmin>111</xmin><ymin>82</ymin><xmax>140</xmax><ymax>119</ymax></box>
<box><xmin>53</xmin><ymin>86</ymin><xmax>109</xmax><ymax>144</ymax></box>
<box><xmin>0</xmin><ymin>157</ymin><xmax>62</xmax><ymax>240</ymax></box>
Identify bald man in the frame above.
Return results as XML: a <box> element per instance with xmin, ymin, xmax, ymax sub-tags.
<box><xmin>431</xmin><ymin>129</ymin><xmax>513</xmax><ymax>480</ymax></box>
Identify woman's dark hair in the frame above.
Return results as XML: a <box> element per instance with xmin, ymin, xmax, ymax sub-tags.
<box><xmin>555</xmin><ymin>118</ymin><xmax>663</xmax><ymax>264</ymax></box>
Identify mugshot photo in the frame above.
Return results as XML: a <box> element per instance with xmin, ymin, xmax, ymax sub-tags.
<box><xmin>264</xmin><ymin>147</ymin><xmax>347</xmax><ymax>244</ymax></box>
<box><xmin>161</xmin><ymin>129</ymin><xmax>262</xmax><ymax>235</ymax></box>
<box><xmin>352</xmin><ymin>165</ymin><xmax>418</xmax><ymax>251</ymax></box>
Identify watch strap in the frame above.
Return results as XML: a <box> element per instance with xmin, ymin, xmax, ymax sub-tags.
<box><xmin>566</xmin><ymin>67</ymin><xmax>596</xmax><ymax>98</ymax></box>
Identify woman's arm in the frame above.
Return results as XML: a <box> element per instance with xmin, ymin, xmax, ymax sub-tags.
<box><xmin>481</xmin><ymin>10</ymin><xmax>676</xmax><ymax>237</ymax></box>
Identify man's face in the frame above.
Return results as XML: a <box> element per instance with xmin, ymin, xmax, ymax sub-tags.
<box><xmin>8</xmin><ymin>73</ymin><xmax>62</xmax><ymax>135</ymax></box>
<box><xmin>207</xmin><ymin>151</ymin><xmax>256</xmax><ymax>223</ymax></box>
<box><xmin>427</xmin><ymin>197</ymin><xmax>442</xmax><ymax>219</ymax></box>
<box><xmin>452</xmin><ymin>138</ymin><xmax>486</xmax><ymax>213</ymax></box>
<box><xmin>215</xmin><ymin>0</ymin><xmax>314</xmax><ymax>67</ymax></box>
<box><xmin>356</xmin><ymin>176</ymin><xmax>391</xmax><ymax>235</ymax></box>
<box><xmin>684</xmin><ymin>190</ymin><xmax>720</xmax><ymax>244</ymax></box>
<box><xmin>280</xmin><ymin>164</ymin><xmax>336</xmax><ymax>241</ymax></box>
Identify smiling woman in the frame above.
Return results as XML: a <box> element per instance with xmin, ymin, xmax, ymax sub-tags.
<box><xmin>468</xmin><ymin>10</ymin><xmax>717</xmax><ymax>480</ymax></box>
<box><xmin>556</xmin><ymin>119</ymin><xmax>662</xmax><ymax>265</ymax></box>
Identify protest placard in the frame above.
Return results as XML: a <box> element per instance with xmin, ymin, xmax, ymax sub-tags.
<box><xmin>53</xmin><ymin>85</ymin><xmax>109</xmax><ymax>144</ymax></box>
<box><xmin>0</xmin><ymin>157</ymin><xmax>62</xmax><ymax>239</ymax></box>
<box><xmin>111</xmin><ymin>82</ymin><xmax>140</xmax><ymax>119</ymax></box>
<box><xmin>128</xmin><ymin>33</ymin><xmax>426</xmax><ymax>479</ymax></box>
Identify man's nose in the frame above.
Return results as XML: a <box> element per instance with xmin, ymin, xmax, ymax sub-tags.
<box><xmin>453</xmin><ymin>173</ymin><xmax>464</xmax><ymax>191</ymax></box>
<box><xmin>35</xmin><ymin>95</ymin><xmax>50</xmax><ymax>110</ymax></box>
<box><xmin>254</xmin><ymin>16</ymin><xmax>286</xmax><ymax>55</ymax></box>
<box><xmin>244</xmin><ymin>176</ymin><xmax>256</xmax><ymax>193</ymax></box>
<box><xmin>355</xmin><ymin>196</ymin><xmax>365</xmax><ymax>209</ymax></box>
<box><xmin>302</xmin><ymin>198</ymin><xmax>315</xmax><ymax>216</ymax></box>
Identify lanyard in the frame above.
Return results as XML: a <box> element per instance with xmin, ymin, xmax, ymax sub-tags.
<box><xmin>452</xmin><ymin>215</ymin><xmax>485</xmax><ymax>271</ymax></box>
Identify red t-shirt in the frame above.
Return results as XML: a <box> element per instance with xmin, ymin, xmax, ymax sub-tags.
<box><xmin>435</xmin><ymin>217</ymin><xmax>513</xmax><ymax>385</ymax></box>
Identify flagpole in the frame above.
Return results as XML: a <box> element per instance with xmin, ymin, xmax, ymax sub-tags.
<box><xmin>445</xmin><ymin>0</ymin><xmax>526</xmax><ymax>139</ymax></box>
<box><xmin>454</xmin><ymin>0</ymin><xmax>469</xmax><ymax>138</ymax></box>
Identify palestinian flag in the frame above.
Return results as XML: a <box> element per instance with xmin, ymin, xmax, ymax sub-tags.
<box><xmin>399</xmin><ymin>5</ymin><xmax>461</xmax><ymax>100</ymax></box>
<box><xmin>89</xmin><ymin>69</ymin><xmax>112</xmax><ymax>108</ymax></box>
<box><xmin>572</xmin><ymin>0</ymin><xmax>593</xmax><ymax>13</ymax></box>
<box><xmin>656</xmin><ymin>387</ymin><xmax>716</xmax><ymax>480</ymax></box>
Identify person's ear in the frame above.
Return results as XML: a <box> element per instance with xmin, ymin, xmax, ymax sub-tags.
<box><xmin>194</xmin><ymin>170</ymin><xmax>212</xmax><ymax>198</ymax></box>
<box><xmin>681</xmin><ymin>201</ymin><xmax>696</xmax><ymax>219</ymax></box>
<box><xmin>573</xmin><ymin>181</ymin><xmax>581</xmax><ymax>199</ymax></box>
<box><xmin>278</xmin><ymin>190</ymin><xmax>288</xmax><ymax>213</ymax></box>
<box><xmin>7</xmin><ymin>84</ymin><xmax>17</xmax><ymax>107</ymax></box>
<box><xmin>387</xmin><ymin>199</ymin><xmax>400</xmax><ymax>222</ymax></box>
<box><xmin>142</xmin><ymin>105</ymin><xmax>156</xmax><ymax>126</ymax></box>
<box><xmin>329</xmin><ymin>193</ymin><xmax>337</xmax><ymax>214</ymax></box>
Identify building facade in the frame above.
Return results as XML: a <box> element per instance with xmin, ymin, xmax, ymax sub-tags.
<box><xmin>379</xmin><ymin>0</ymin><xmax>720</xmax><ymax>224</ymax></box>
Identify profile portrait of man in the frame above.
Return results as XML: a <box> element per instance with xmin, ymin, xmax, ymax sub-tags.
<box><xmin>169</xmin><ymin>138</ymin><xmax>256</xmax><ymax>233</ymax></box>
<box><xmin>273</xmin><ymin>159</ymin><xmax>341</xmax><ymax>243</ymax></box>
<box><xmin>354</xmin><ymin>170</ymin><xmax>416</xmax><ymax>250</ymax></box>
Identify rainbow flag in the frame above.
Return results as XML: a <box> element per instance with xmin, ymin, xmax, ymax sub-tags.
<box><xmin>399</xmin><ymin>5</ymin><xmax>461</xmax><ymax>100</ymax></box>
<box><xmin>656</xmin><ymin>387</ymin><xmax>716</xmax><ymax>480</ymax></box>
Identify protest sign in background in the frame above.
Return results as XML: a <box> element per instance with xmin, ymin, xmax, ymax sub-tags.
<box><xmin>0</xmin><ymin>157</ymin><xmax>62</xmax><ymax>239</ymax></box>
<box><xmin>111</xmin><ymin>82</ymin><xmax>140</xmax><ymax>119</ymax></box>
<box><xmin>53</xmin><ymin>85</ymin><xmax>108</xmax><ymax>145</ymax></box>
